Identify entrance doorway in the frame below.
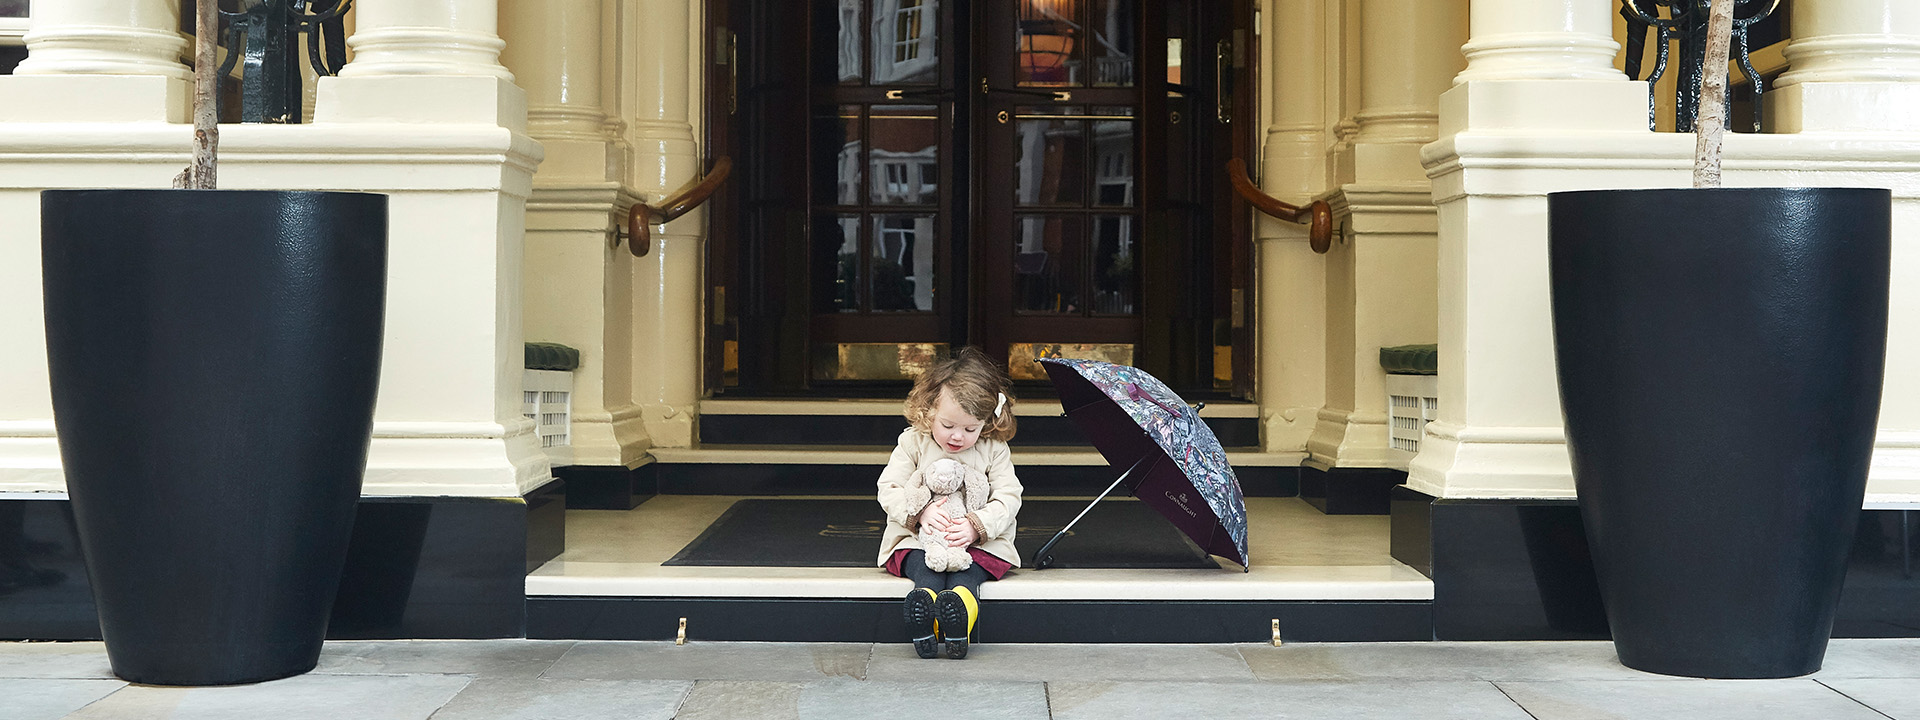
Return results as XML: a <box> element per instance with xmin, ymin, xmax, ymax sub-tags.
<box><xmin>707</xmin><ymin>0</ymin><xmax>1255</xmax><ymax>397</ymax></box>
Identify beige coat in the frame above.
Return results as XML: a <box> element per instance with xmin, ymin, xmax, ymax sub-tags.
<box><xmin>875</xmin><ymin>428</ymin><xmax>1024</xmax><ymax>568</ymax></box>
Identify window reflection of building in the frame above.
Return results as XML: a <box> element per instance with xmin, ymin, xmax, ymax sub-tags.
<box><xmin>0</xmin><ymin>1</ymin><xmax>26</xmax><ymax>19</ymax></box>
<box><xmin>872</xmin><ymin>0</ymin><xmax>938</xmax><ymax>84</ymax></box>
<box><xmin>1018</xmin><ymin>0</ymin><xmax>1135</xmax><ymax>87</ymax></box>
<box><xmin>873</xmin><ymin>216</ymin><xmax>935</xmax><ymax>311</ymax></box>
<box><xmin>837</xmin><ymin>0</ymin><xmax>863</xmax><ymax>82</ymax></box>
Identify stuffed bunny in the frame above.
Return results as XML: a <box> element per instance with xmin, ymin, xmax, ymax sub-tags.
<box><xmin>915</xmin><ymin>457</ymin><xmax>991</xmax><ymax>572</ymax></box>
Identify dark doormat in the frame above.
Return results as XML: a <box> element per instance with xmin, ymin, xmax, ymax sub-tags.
<box><xmin>664</xmin><ymin>498</ymin><xmax>1221</xmax><ymax>570</ymax></box>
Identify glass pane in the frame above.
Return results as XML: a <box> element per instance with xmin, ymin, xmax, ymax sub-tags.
<box><xmin>812</xmin><ymin>343</ymin><xmax>949</xmax><ymax>381</ymax></box>
<box><xmin>870</xmin><ymin>105</ymin><xmax>939</xmax><ymax>204</ymax></box>
<box><xmin>1091</xmin><ymin>215</ymin><xmax>1138</xmax><ymax>315</ymax></box>
<box><xmin>1090</xmin><ymin>116</ymin><xmax>1134</xmax><ymax>207</ymax></box>
<box><xmin>816</xmin><ymin>215</ymin><xmax>862</xmax><ymax>312</ymax></box>
<box><xmin>1167</xmin><ymin>38</ymin><xmax>1183</xmax><ymax>87</ymax></box>
<box><xmin>1017</xmin><ymin>0</ymin><xmax>1078</xmax><ymax>86</ymax></box>
<box><xmin>0</xmin><ymin>0</ymin><xmax>25</xmax><ymax>18</ymax></box>
<box><xmin>813</xmin><ymin>107</ymin><xmax>863</xmax><ymax>205</ymax></box>
<box><xmin>872</xmin><ymin>214</ymin><xmax>936</xmax><ymax>311</ymax></box>
<box><xmin>836</xmin><ymin>0</ymin><xmax>864</xmax><ymax>83</ymax></box>
<box><xmin>1014</xmin><ymin>110</ymin><xmax>1085</xmax><ymax>207</ymax></box>
<box><xmin>873</xmin><ymin>0</ymin><xmax>939</xmax><ymax>84</ymax></box>
<box><xmin>1014</xmin><ymin>215</ymin><xmax>1086</xmax><ymax>314</ymax></box>
<box><xmin>1007</xmin><ymin>343</ymin><xmax>1134</xmax><ymax>381</ymax></box>
<box><xmin>1089</xmin><ymin>0</ymin><xmax>1136</xmax><ymax>87</ymax></box>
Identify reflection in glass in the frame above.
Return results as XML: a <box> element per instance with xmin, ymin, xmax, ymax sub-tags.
<box><xmin>872</xmin><ymin>214</ymin><xmax>936</xmax><ymax>311</ymax></box>
<box><xmin>1091</xmin><ymin>215</ymin><xmax>1137</xmax><ymax>314</ymax></box>
<box><xmin>1014</xmin><ymin>112</ymin><xmax>1085</xmax><ymax>207</ymax></box>
<box><xmin>814</xmin><ymin>107</ymin><xmax>863</xmax><ymax>205</ymax></box>
<box><xmin>0</xmin><ymin>0</ymin><xmax>22</xmax><ymax>18</ymax></box>
<box><xmin>1089</xmin><ymin>0</ymin><xmax>1136</xmax><ymax>86</ymax></box>
<box><xmin>1007</xmin><ymin>343</ymin><xmax>1135</xmax><ymax>381</ymax></box>
<box><xmin>870</xmin><ymin>105</ymin><xmax>939</xmax><ymax>204</ymax></box>
<box><xmin>1014</xmin><ymin>215</ymin><xmax>1086</xmax><ymax>314</ymax></box>
<box><xmin>819</xmin><ymin>216</ymin><xmax>861</xmax><ymax>312</ymax></box>
<box><xmin>837</xmin><ymin>0</ymin><xmax>864</xmax><ymax>83</ymax></box>
<box><xmin>1090</xmin><ymin>117</ymin><xmax>1134</xmax><ymax>206</ymax></box>
<box><xmin>1017</xmin><ymin>0</ymin><xmax>1078</xmax><ymax>87</ymax></box>
<box><xmin>873</xmin><ymin>0</ymin><xmax>939</xmax><ymax>84</ymax></box>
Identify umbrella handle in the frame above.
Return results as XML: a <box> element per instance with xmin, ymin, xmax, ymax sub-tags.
<box><xmin>1029</xmin><ymin>453</ymin><xmax>1151</xmax><ymax>570</ymax></box>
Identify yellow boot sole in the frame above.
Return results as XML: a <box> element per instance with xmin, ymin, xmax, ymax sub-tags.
<box><xmin>934</xmin><ymin>587</ymin><xmax>978</xmax><ymax>659</ymax></box>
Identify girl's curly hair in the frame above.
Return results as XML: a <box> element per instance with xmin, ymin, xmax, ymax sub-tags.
<box><xmin>904</xmin><ymin>346</ymin><xmax>1017</xmax><ymax>442</ymax></box>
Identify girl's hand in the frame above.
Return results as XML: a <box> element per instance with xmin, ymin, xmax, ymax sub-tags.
<box><xmin>917</xmin><ymin>497</ymin><xmax>950</xmax><ymax>531</ymax></box>
<box><xmin>946</xmin><ymin>517</ymin><xmax>978</xmax><ymax>547</ymax></box>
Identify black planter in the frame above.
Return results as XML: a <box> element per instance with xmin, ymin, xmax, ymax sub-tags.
<box><xmin>41</xmin><ymin>189</ymin><xmax>387</xmax><ymax>686</ymax></box>
<box><xmin>1549</xmin><ymin>187</ymin><xmax>1890</xmax><ymax>678</ymax></box>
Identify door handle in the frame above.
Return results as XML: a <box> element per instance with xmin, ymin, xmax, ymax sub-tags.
<box><xmin>884</xmin><ymin>88</ymin><xmax>954</xmax><ymax>101</ymax></box>
<box><xmin>983</xmin><ymin>86</ymin><xmax>1072</xmax><ymax>101</ymax></box>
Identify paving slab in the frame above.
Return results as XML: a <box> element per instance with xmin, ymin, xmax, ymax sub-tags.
<box><xmin>1818</xmin><ymin>678</ymin><xmax>1920</xmax><ymax>720</ymax></box>
<box><xmin>1816</xmin><ymin>639</ymin><xmax>1920</xmax><ymax>679</ymax></box>
<box><xmin>315</xmin><ymin>639</ymin><xmax>576</xmax><ymax>679</ymax></box>
<box><xmin>675</xmin><ymin>681</ymin><xmax>805</xmax><ymax>720</ymax></box>
<box><xmin>425</xmin><ymin>677</ymin><xmax>691</xmax><ymax>720</ymax></box>
<box><xmin>58</xmin><ymin>672</ymin><xmax>472</xmax><ymax>720</ymax></box>
<box><xmin>867</xmin><ymin>642</ymin><xmax>1253</xmax><ymax>683</ymax></box>
<box><xmin>1238</xmin><ymin>641</ymin><xmax>1688</xmax><ymax>683</ymax></box>
<box><xmin>0</xmin><ymin>641</ymin><xmax>114</xmax><ymax>679</ymax></box>
<box><xmin>0</xmin><ymin>678</ymin><xmax>125</xmax><ymax>720</ymax></box>
<box><xmin>1046</xmin><ymin>680</ymin><xmax>1535</xmax><ymax>720</ymax></box>
<box><xmin>796</xmin><ymin>679</ymin><xmax>1050</xmax><ymax>720</ymax></box>
<box><xmin>1496</xmin><ymin>678</ymin><xmax>1887</xmax><ymax>720</ymax></box>
<box><xmin>541</xmin><ymin>641</ymin><xmax>871</xmax><ymax>682</ymax></box>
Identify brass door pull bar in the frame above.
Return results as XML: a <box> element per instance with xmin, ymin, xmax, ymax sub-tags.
<box><xmin>1225</xmin><ymin>158</ymin><xmax>1333</xmax><ymax>254</ymax></box>
<box><xmin>618</xmin><ymin>156</ymin><xmax>734</xmax><ymax>258</ymax></box>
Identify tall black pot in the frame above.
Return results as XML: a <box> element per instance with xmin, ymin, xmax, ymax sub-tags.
<box><xmin>41</xmin><ymin>189</ymin><xmax>387</xmax><ymax>686</ymax></box>
<box><xmin>1548</xmin><ymin>187</ymin><xmax>1890</xmax><ymax>678</ymax></box>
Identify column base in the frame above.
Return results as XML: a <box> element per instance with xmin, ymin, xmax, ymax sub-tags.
<box><xmin>361</xmin><ymin>421</ymin><xmax>553</xmax><ymax>497</ymax></box>
<box><xmin>1306</xmin><ymin>409</ymin><xmax>1395</xmax><ymax>470</ymax></box>
<box><xmin>316</xmin><ymin>75</ymin><xmax>529</xmax><ymax>132</ymax></box>
<box><xmin>0</xmin><ymin>74</ymin><xmax>187</xmax><ymax>123</ymax></box>
<box><xmin>1770</xmin><ymin>82</ymin><xmax>1920</xmax><ymax>133</ymax></box>
<box><xmin>1438</xmin><ymin>80</ymin><xmax>1649</xmax><ymax>135</ymax></box>
<box><xmin>1405</xmin><ymin>421</ymin><xmax>1573</xmax><ymax>499</ymax></box>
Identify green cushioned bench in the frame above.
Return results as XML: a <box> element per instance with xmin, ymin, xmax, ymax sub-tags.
<box><xmin>1379</xmin><ymin>344</ymin><xmax>1437</xmax><ymax>376</ymax></box>
<box><xmin>525</xmin><ymin>342</ymin><xmax>581</xmax><ymax>371</ymax></box>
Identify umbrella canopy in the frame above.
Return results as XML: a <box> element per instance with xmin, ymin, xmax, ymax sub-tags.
<box><xmin>1039</xmin><ymin>358</ymin><xmax>1250</xmax><ymax>569</ymax></box>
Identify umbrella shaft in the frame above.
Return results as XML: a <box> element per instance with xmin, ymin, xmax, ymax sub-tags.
<box><xmin>1033</xmin><ymin>454</ymin><xmax>1151</xmax><ymax>568</ymax></box>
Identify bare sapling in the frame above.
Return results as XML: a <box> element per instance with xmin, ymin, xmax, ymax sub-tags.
<box><xmin>175</xmin><ymin>0</ymin><xmax>219</xmax><ymax>189</ymax></box>
<box><xmin>1692</xmin><ymin>0</ymin><xmax>1737</xmax><ymax>188</ymax></box>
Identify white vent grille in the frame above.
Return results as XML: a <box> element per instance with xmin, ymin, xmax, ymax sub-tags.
<box><xmin>523</xmin><ymin>369</ymin><xmax>573</xmax><ymax>461</ymax></box>
<box><xmin>1386</xmin><ymin>374</ymin><xmax>1439</xmax><ymax>470</ymax></box>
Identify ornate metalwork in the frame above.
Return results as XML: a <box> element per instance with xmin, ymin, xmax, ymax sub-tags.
<box><xmin>213</xmin><ymin>0</ymin><xmax>354</xmax><ymax>124</ymax></box>
<box><xmin>1620</xmin><ymin>0</ymin><xmax>1781</xmax><ymax>133</ymax></box>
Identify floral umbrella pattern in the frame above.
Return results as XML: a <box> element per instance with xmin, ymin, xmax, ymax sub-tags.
<box><xmin>1039</xmin><ymin>358</ymin><xmax>1249</xmax><ymax>566</ymax></box>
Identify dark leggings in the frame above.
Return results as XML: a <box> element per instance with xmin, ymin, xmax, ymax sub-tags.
<box><xmin>899</xmin><ymin>549</ymin><xmax>990</xmax><ymax>596</ymax></box>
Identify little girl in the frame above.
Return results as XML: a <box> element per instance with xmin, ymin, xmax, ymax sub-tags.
<box><xmin>876</xmin><ymin>347</ymin><xmax>1023</xmax><ymax>659</ymax></box>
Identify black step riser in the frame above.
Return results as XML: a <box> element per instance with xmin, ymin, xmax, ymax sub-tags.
<box><xmin>698</xmin><ymin>414</ymin><xmax>1261</xmax><ymax>448</ymax></box>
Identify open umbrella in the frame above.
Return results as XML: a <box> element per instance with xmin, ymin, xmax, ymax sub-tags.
<box><xmin>1034</xmin><ymin>358</ymin><xmax>1249</xmax><ymax>570</ymax></box>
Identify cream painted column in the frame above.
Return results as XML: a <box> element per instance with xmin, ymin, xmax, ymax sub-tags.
<box><xmin>1305</xmin><ymin>0</ymin><xmax>1460</xmax><ymax>470</ymax></box>
<box><xmin>1771</xmin><ymin>0</ymin><xmax>1920</xmax><ymax>500</ymax></box>
<box><xmin>1772</xmin><ymin>0</ymin><xmax>1920</xmax><ymax>132</ymax></box>
<box><xmin>0</xmin><ymin>0</ymin><xmax>189</xmax><ymax>122</ymax></box>
<box><xmin>1412</xmin><ymin>0</ymin><xmax>1650</xmax><ymax>498</ymax></box>
<box><xmin>0</xmin><ymin>0</ymin><xmax>192</xmax><ymax>493</ymax></box>
<box><xmin>1255</xmin><ymin>0</ymin><xmax>1328</xmax><ymax>453</ymax></box>
<box><xmin>317</xmin><ymin>0</ymin><xmax>525</xmax><ymax>128</ymax></box>
<box><xmin>308</xmin><ymin>0</ymin><xmax>549</xmax><ymax>495</ymax></box>
<box><xmin>620</xmin><ymin>0</ymin><xmax>704</xmax><ymax>448</ymax></box>
<box><xmin>505</xmin><ymin>0</ymin><xmax>650</xmax><ymax>468</ymax></box>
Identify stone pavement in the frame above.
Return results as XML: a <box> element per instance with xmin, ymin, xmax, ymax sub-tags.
<box><xmin>8</xmin><ymin>638</ymin><xmax>1920</xmax><ymax>719</ymax></box>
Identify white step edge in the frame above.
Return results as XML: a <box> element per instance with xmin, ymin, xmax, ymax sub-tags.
<box><xmin>526</xmin><ymin>562</ymin><xmax>1434</xmax><ymax>601</ymax></box>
